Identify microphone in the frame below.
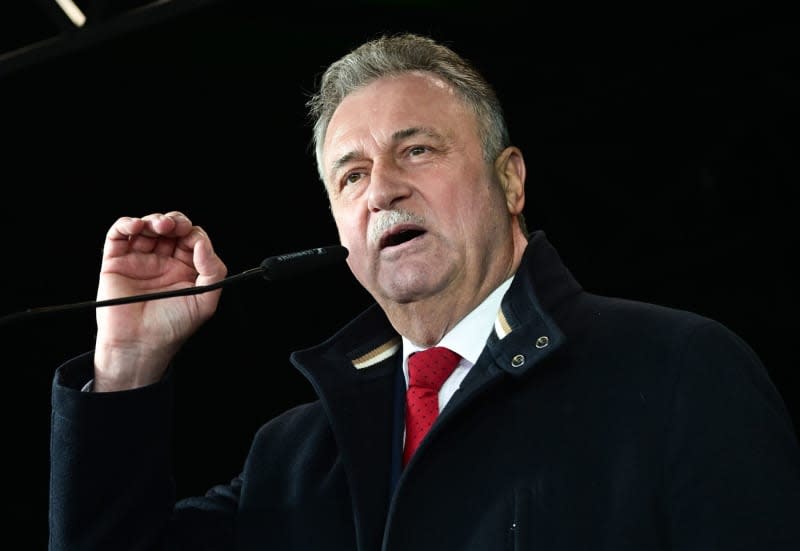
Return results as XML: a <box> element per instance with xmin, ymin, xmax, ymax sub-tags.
<box><xmin>0</xmin><ymin>245</ymin><xmax>349</xmax><ymax>326</ymax></box>
<box><xmin>261</xmin><ymin>245</ymin><xmax>349</xmax><ymax>281</ymax></box>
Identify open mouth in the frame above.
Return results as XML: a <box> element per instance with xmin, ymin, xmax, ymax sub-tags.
<box><xmin>380</xmin><ymin>228</ymin><xmax>425</xmax><ymax>248</ymax></box>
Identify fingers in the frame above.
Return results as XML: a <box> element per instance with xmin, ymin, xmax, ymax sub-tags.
<box><xmin>173</xmin><ymin>224</ymin><xmax>210</xmax><ymax>268</ymax></box>
<box><xmin>101</xmin><ymin>211</ymin><xmax>227</xmax><ymax>282</ymax></box>
<box><xmin>142</xmin><ymin>211</ymin><xmax>194</xmax><ymax>238</ymax></box>
<box><xmin>106</xmin><ymin>211</ymin><xmax>192</xmax><ymax>239</ymax></box>
<box><xmin>193</xmin><ymin>233</ymin><xmax>228</xmax><ymax>285</ymax></box>
<box><xmin>103</xmin><ymin>212</ymin><xmax>194</xmax><ymax>258</ymax></box>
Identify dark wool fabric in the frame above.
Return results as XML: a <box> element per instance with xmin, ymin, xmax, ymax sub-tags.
<box><xmin>49</xmin><ymin>232</ymin><xmax>800</xmax><ymax>550</ymax></box>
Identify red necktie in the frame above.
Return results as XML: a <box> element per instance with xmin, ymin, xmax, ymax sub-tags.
<box><xmin>403</xmin><ymin>346</ymin><xmax>461</xmax><ymax>466</ymax></box>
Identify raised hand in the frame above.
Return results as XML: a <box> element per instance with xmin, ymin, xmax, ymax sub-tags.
<box><xmin>93</xmin><ymin>211</ymin><xmax>228</xmax><ymax>391</ymax></box>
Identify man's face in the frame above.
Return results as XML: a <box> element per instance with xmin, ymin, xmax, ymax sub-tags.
<box><xmin>322</xmin><ymin>72</ymin><xmax>513</xmax><ymax>311</ymax></box>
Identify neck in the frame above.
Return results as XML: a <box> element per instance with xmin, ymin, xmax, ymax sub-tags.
<box><xmin>385</xmin><ymin>232</ymin><xmax>528</xmax><ymax>347</ymax></box>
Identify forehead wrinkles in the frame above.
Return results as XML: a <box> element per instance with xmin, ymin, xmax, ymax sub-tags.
<box><xmin>330</xmin><ymin>126</ymin><xmax>445</xmax><ymax>175</ymax></box>
<box><xmin>323</xmin><ymin>73</ymin><xmax>469</xmax><ymax>180</ymax></box>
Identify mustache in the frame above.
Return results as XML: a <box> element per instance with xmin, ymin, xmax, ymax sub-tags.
<box><xmin>368</xmin><ymin>209</ymin><xmax>425</xmax><ymax>244</ymax></box>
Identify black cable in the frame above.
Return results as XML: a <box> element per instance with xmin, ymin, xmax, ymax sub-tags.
<box><xmin>0</xmin><ymin>244</ymin><xmax>348</xmax><ymax>327</ymax></box>
<box><xmin>0</xmin><ymin>266</ymin><xmax>265</xmax><ymax>327</ymax></box>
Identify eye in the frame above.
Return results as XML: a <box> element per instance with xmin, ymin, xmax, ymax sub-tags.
<box><xmin>408</xmin><ymin>145</ymin><xmax>430</xmax><ymax>157</ymax></box>
<box><xmin>343</xmin><ymin>171</ymin><xmax>364</xmax><ymax>187</ymax></box>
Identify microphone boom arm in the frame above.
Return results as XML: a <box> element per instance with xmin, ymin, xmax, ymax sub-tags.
<box><xmin>0</xmin><ymin>245</ymin><xmax>348</xmax><ymax>326</ymax></box>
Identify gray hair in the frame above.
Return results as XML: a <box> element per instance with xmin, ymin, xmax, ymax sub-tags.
<box><xmin>306</xmin><ymin>32</ymin><xmax>511</xmax><ymax>185</ymax></box>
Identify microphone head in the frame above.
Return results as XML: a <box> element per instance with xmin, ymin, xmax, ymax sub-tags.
<box><xmin>260</xmin><ymin>245</ymin><xmax>349</xmax><ymax>280</ymax></box>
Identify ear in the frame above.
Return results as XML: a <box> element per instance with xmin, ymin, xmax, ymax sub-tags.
<box><xmin>494</xmin><ymin>146</ymin><xmax>526</xmax><ymax>215</ymax></box>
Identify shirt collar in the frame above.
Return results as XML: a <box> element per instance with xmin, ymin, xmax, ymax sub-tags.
<box><xmin>402</xmin><ymin>276</ymin><xmax>514</xmax><ymax>374</ymax></box>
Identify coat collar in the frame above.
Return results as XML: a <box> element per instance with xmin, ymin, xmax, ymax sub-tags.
<box><xmin>291</xmin><ymin>230</ymin><xmax>582</xmax><ymax>381</ymax></box>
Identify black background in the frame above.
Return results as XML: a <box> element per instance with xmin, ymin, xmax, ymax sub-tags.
<box><xmin>2</xmin><ymin>2</ymin><xmax>798</xmax><ymax>548</ymax></box>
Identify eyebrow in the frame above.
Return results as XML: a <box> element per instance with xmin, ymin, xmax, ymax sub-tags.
<box><xmin>329</xmin><ymin>126</ymin><xmax>443</xmax><ymax>175</ymax></box>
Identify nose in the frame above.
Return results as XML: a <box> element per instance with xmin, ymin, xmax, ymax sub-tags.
<box><xmin>367</xmin><ymin>158</ymin><xmax>412</xmax><ymax>212</ymax></box>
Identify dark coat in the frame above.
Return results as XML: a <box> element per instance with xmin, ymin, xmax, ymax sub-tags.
<box><xmin>49</xmin><ymin>231</ymin><xmax>800</xmax><ymax>550</ymax></box>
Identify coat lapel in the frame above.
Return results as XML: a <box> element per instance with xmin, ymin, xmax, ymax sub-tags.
<box><xmin>291</xmin><ymin>327</ymin><xmax>401</xmax><ymax>551</ymax></box>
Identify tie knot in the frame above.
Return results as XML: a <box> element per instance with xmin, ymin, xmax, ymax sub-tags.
<box><xmin>408</xmin><ymin>346</ymin><xmax>461</xmax><ymax>390</ymax></box>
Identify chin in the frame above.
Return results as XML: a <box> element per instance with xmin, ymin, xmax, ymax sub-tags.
<box><xmin>377</xmin><ymin>269</ymin><xmax>444</xmax><ymax>304</ymax></box>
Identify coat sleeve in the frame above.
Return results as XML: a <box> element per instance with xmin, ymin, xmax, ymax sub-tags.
<box><xmin>48</xmin><ymin>352</ymin><xmax>240</xmax><ymax>550</ymax></box>
<box><xmin>665</xmin><ymin>319</ymin><xmax>800</xmax><ymax>550</ymax></box>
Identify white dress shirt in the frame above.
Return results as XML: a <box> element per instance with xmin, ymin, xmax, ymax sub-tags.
<box><xmin>401</xmin><ymin>276</ymin><xmax>514</xmax><ymax>412</ymax></box>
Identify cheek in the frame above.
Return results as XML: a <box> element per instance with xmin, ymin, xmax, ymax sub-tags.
<box><xmin>331</xmin><ymin>207</ymin><xmax>367</xmax><ymax>255</ymax></box>
<box><xmin>333</xmin><ymin>214</ymin><xmax>359</xmax><ymax>244</ymax></box>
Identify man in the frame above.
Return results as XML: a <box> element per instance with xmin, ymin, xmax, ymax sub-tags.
<box><xmin>49</xmin><ymin>32</ymin><xmax>800</xmax><ymax>550</ymax></box>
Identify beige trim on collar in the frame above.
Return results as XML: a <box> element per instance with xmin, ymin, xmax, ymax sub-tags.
<box><xmin>494</xmin><ymin>308</ymin><xmax>513</xmax><ymax>340</ymax></box>
<box><xmin>352</xmin><ymin>336</ymin><xmax>402</xmax><ymax>370</ymax></box>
